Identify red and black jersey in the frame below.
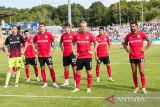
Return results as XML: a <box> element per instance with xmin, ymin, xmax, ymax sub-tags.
<box><xmin>5</xmin><ymin>34</ymin><xmax>25</xmax><ymax>58</ymax></box>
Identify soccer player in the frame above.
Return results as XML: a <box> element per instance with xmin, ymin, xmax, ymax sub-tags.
<box><xmin>122</xmin><ymin>21</ymin><xmax>151</xmax><ymax>94</ymax></box>
<box><xmin>60</xmin><ymin>23</ymin><xmax>76</xmax><ymax>87</ymax></box>
<box><xmin>3</xmin><ymin>26</ymin><xmax>25</xmax><ymax>88</ymax></box>
<box><xmin>95</xmin><ymin>27</ymin><xmax>115</xmax><ymax>82</ymax></box>
<box><xmin>12</xmin><ymin>26</ymin><xmax>24</xmax><ymax>76</ymax></box>
<box><xmin>72</xmin><ymin>21</ymin><xmax>98</xmax><ymax>93</ymax></box>
<box><xmin>23</xmin><ymin>30</ymin><xmax>39</xmax><ymax>82</ymax></box>
<box><xmin>33</xmin><ymin>23</ymin><xmax>59</xmax><ymax>88</ymax></box>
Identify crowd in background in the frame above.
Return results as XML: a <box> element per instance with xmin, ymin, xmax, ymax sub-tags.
<box><xmin>1</xmin><ymin>20</ymin><xmax>160</xmax><ymax>43</ymax></box>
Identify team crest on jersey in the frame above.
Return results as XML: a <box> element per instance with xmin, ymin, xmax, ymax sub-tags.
<box><xmin>17</xmin><ymin>37</ymin><xmax>19</xmax><ymax>40</ymax></box>
<box><xmin>104</xmin><ymin>38</ymin><xmax>107</xmax><ymax>41</ymax></box>
<box><xmin>86</xmin><ymin>36</ymin><xmax>89</xmax><ymax>40</ymax></box>
<box><xmin>78</xmin><ymin>36</ymin><xmax>80</xmax><ymax>39</ymax></box>
<box><xmin>45</xmin><ymin>35</ymin><xmax>48</xmax><ymax>38</ymax></box>
<box><xmin>137</xmin><ymin>35</ymin><xmax>140</xmax><ymax>38</ymax></box>
<box><xmin>69</xmin><ymin>36</ymin><xmax>72</xmax><ymax>38</ymax></box>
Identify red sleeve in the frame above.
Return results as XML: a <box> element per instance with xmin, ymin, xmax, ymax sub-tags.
<box><xmin>33</xmin><ymin>34</ymin><xmax>37</xmax><ymax>43</ymax></box>
<box><xmin>142</xmin><ymin>32</ymin><xmax>147</xmax><ymax>39</ymax></box>
<box><xmin>90</xmin><ymin>33</ymin><xmax>96</xmax><ymax>43</ymax></box>
<box><xmin>124</xmin><ymin>34</ymin><xmax>129</xmax><ymax>41</ymax></box>
<box><xmin>60</xmin><ymin>34</ymin><xmax>63</xmax><ymax>43</ymax></box>
<box><xmin>72</xmin><ymin>33</ymin><xmax>77</xmax><ymax>43</ymax></box>
<box><xmin>107</xmin><ymin>36</ymin><xmax>110</xmax><ymax>43</ymax></box>
<box><xmin>49</xmin><ymin>32</ymin><xmax>54</xmax><ymax>42</ymax></box>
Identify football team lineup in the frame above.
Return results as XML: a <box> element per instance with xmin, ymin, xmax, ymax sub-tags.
<box><xmin>0</xmin><ymin>21</ymin><xmax>160</xmax><ymax>107</ymax></box>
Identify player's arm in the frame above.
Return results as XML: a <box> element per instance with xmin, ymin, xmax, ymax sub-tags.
<box><xmin>144</xmin><ymin>36</ymin><xmax>152</xmax><ymax>51</ymax></box>
<box><xmin>108</xmin><ymin>39</ymin><xmax>111</xmax><ymax>54</ymax></box>
<box><xmin>60</xmin><ymin>38</ymin><xmax>63</xmax><ymax>52</ymax></box>
<box><xmin>23</xmin><ymin>42</ymin><xmax>28</xmax><ymax>53</ymax></box>
<box><xmin>32</xmin><ymin>42</ymin><xmax>38</xmax><ymax>54</ymax></box>
<box><xmin>3</xmin><ymin>37</ymin><xmax>10</xmax><ymax>56</ymax></box>
<box><xmin>94</xmin><ymin>49</ymin><xmax>99</xmax><ymax>62</ymax></box>
<box><xmin>88</xmin><ymin>41</ymin><xmax>99</xmax><ymax>55</ymax></box>
<box><xmin>32</xmin><ymin>35</ymin><xmax>38</xmax><ymax>54</ymax></box>
<box><xmin>3</xmin><ymin>43</ymin><xmax>9</xmax><ymax>56</ymax></box>
<box><xmin>50</xmin><ymin>39</ymin><xmax>57</xmax><ymax>55</ymax></box>
<box><xmin>122</xmin><ymin>40</ymin><xmax>130</xmax><ymax>53</ymax></box>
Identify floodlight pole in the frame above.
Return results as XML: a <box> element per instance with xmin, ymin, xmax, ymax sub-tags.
<box><xmin>68</xmin><ymin>0</ymin><xmax>72</xmax><ymax>26</ymax></box>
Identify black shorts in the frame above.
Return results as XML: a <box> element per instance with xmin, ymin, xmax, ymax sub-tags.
<box><xmin>63</xmin><ymin>53</ymin><xmax>76</xmax><ymax>66</ymax></box>
<box><xmin>25</xmin><ymin>57</ymin><xmax>37</xmax><ymax>65</ymax></box>
<box><xmin>130</xmin><ymin>58</ymin><xmax>144</xmax><ymax>64</ymax></box>
<box><xmin>97</xmin><ymin>56</ymin><xmax>110</xmax><ymax>64</ymax></box>
<box><xmin>38</xmin><ymin>57</ymin><xmax>53</xmax><ymax>66</ymax></box>
<box><xmin>76</xmin><ymin>58</ymin><xmax>92</xmax><ymax>70</ymax></box>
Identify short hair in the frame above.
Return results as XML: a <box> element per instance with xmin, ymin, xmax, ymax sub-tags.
<box><xmin>130</xmin><ymin>21</ymin><xmax>138</xmax><ymax>26</ymax></box>
<box><xmin>80</xmin><ymin>20</ymin><xmax>87</xmax><ymax>26</ymax></box>
<box><xmin>24</xmin><ymin>30</ymin><xmax>29</xmax><ymax>33</ymax></box>
<box><xmin>64</xmin><ymin>23</ymin><xmax>71</xmax><ymax>28</ymax></box>
<box><xmin>39</xmin><ymin>22</ymin><xmax>45</xmax><ymax>26</ymax></box>
<box><xmin>17</xmin><ymin>26</ymin><xmax>21</xmax><ymax>31</ymax></box>
<box><xmin>99</xmin><ymin>26</ymin><xmax>104</xmax><ymax>30</ymax></box>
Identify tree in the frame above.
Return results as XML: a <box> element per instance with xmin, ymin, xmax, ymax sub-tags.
<box><xmin>88</xmin><ymin>1</ymin><xmax>106</xmax><ymax>26</ymax></box>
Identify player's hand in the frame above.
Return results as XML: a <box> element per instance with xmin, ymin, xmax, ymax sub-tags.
<box><xmin>6</xmin><ymin>52</ymin><xmax>10</xmax><ymax>56</ymax></box>
<box><xmin>126</xmin><ymin>49</ymin><xmax>131</xmax><ymax>53</ymax></box>
<box><xmin>49</xmin><ymin>52</ymin><xmax>53</xmax><ymax>57</ymax></box>
<box><xmin>21</xmin><ymin>51</ymin><xmax>24</xmax><ymax>55</ymax></box>
<box><xmin>95</xmin><ymin>56</ymin><xmax>100</xmax><ymax>63</ymax></box>
<box><xmin>88</xmin><ymin>50</ymin><xmax>94</xmax><ymax>55</ymax></box>
<box><xmin>108</xmin><ymin>51</ymin><xmax>110</xmax><ymax>55</ymax></box>
<box><xmin>61</xmin><ymin>49</ymin><xmax>63</xmax><ymax>52</ymax></box>
<box><xmin>140</xmin><ymin>48</ymin><xmax>146</xmax><ymax>53</ymax></box>
<box><xmin>34</xmin><ymin>50</ymin><xmax>38</xmax><ymax>55</ymax></box>
<box><xmin>73</xmin><ymin>49</ymin><xmax>77</xmax><ymax>55</ymax></box>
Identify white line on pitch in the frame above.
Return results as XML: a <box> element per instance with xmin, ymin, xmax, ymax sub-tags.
<box><xmin>0</xmin><ymin>95</ymin><xmax>104</xmax><ymax>99</ymax></box>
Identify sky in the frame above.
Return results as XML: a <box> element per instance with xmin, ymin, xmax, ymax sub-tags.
<box><xmin>0</xmin><ymin>0</ymin><xmax>121</xmax><ymax>9</ymax></box>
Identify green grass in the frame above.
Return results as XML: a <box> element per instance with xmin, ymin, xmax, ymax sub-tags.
<box><xmin>0</xmin><ymin>45</ymin><xmax>160</xmax><ymax>107</ymax></box>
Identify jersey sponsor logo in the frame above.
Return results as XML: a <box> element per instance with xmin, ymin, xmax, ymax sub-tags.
<box><xmin>86</xmin><ymin>36</ymin><xmax>89</xmax><ymax>40</ymax></box>
<box><xmin>99</xmin><ymin>42</ymin><xmax>107</xmax><ymax>45</ymax></box>
<box><xmin>129</xmin><ymin>40</ymin><xmax>142</xmax><ymax>43</ymax></box>
<box><xmin>63</xmin><ymin>40</ymin><xmax>72</xmax><ymax>42</ymax></box>
<box><xmin>10</xmin><ymin>41</ymin><xmax>20</xmax><ymax>44</ymax></box>
<box><xmin>27</xmin><ymin>43</ymin><xmax>32</xmax><ymax>46</ymax></box>
<box><xmin>45</xmin><ymin>35</ymin><xmax>48</xmax><ymax>38</ymax></box>
<box><xmin>37</xmin><ymin>40</ymin><xmax>49</xmax><ymax>43</ymax></box>
<box><xmin>77</xmin><ymin>40</ymin><xmax>89</xmax><ymax>43</ymax></box>
<box><xmin>137</xmin><ymin>35</ymin><xmax>141</xmax><ymax>38</ymax></box>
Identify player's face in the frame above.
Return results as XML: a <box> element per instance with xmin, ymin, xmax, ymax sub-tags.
<box><xmin>24</xmin><ymin>32</ymin><xmax>30</xmax><ymax>38</ymax></box>
<box><xmin>39</xmin><ymin>25</ymin><xmax>45</xmax><ymax>33</ymax></box>
<box><xmin>65</xmin><ymin>26</ymin><xmax>71</xmax><ymax>33</ymax></box>
<box><xmin>99</xmin><ymin>29</ymin><xmax>104</xmax><ymax>36</ymax></box>
<box><xmin>12</xmin><ymin>27</ymin><xmax>18</xmax><ymax>35</ymax></box>
<box><xmin>130</xmin><ymin>24</ymin><xmax>138</xmax><ymax>33</ymax></box>
<box><xmin>80</xmin><ymin>23</ymin><xmax>87</xmax><ymax>33</ymax></box>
